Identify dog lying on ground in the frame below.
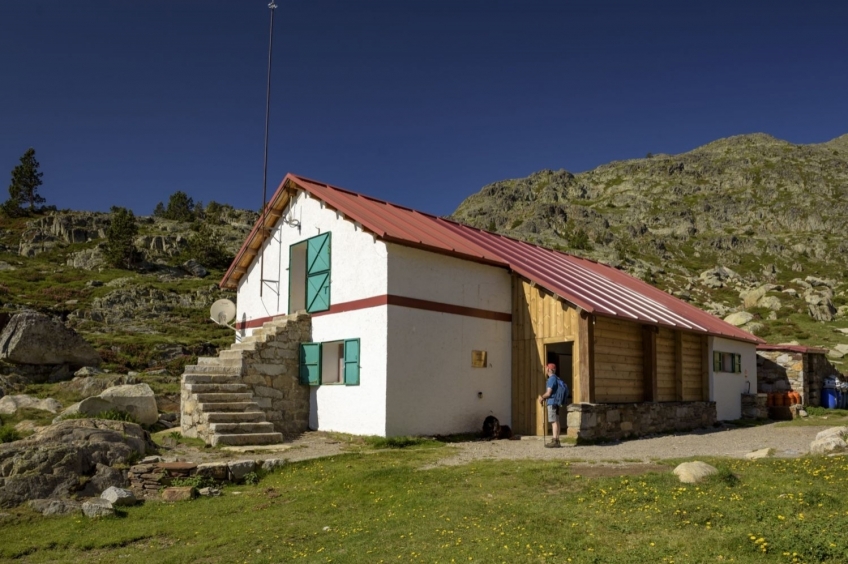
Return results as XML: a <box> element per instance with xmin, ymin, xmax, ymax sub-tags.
<box><xmin>482</xmin><ymin>416</ymin><xmax>518</xmax><ymax>440</ymax></box>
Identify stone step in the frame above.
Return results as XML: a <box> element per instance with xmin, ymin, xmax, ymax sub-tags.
<box><xmin>182</xmin><ymin>374</ymin><xmax>242</xmax><ymax>385</ymax></box>
<box><xmin>230</xmin><ymin>342</ymin><xmax>258</xmax><ymax>352</ymax></box>
<box><xmin>194</xmin><ymin>392</ymin><xmax>253</xmax><ymax>403</ymax></box>
<box><xmin>197</xmin><ymin>357</ymin><xmax>220</xmax><ymax>366</ymax></box>
<box><xmin>211</xmin><ymin>432</ymin><xmax>284</xmax><ymax>447</ymax></box>
<box><xmin>210</xmin><ymin>422</ymin><xmax>276</xmax><ymax>434</ymax></box>
<box><xmin>185</xmin><ymin>383</ymin><xmax>248</xmax><ymax>394</ymax></box>
<box><xmin>219</xmin><ymin>349</ymin><xmax>247</xmax><ymax>360</ymax></box>
<box><xmin>198</xmin><ymin>401</ymin><xmax>261</xmax><ymax>412</ymax></box>
<box><xmin>205</xmin><ymin>411</ymin><xmax>267</xmax><ymax>423</ymax></box>
<box><xmin>182</xmin><ymin>364</ymin><xmax>242</xmax><ymax>375</ymax></box>
<box><xmin>218</xmin><ymin>357</ymin><xmax>245</xmax><ymax>368</ymax></box>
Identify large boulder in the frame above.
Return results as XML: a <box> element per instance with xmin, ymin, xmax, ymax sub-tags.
<box><xmin>0</xmin><ymin>419</ymin><xmax>153</xmax><ymax>508</ymax></box>
<box><xmin>0</xmin><ymin>394</ymin><xmax>62</xmax><ymax>415</ymax></box>
<box><xmin>810</xmin><ymin>427</ymin><xmax>848</xmax><ymax>455</ymax></box>
<box><xmin>724</xmin><ymin>311</ymin><xmax>754</xmax><ymax>327</ymax></box>
<box><xmin>56</xmin><ymin>373</ymin><xmax>138</xmax><ymax>399</ymax></box>
<box><xmin>56</xmin><ymin>383</ymin><xmax>158</xmax><ymax>425</ymax></box>
<box><xmin>99</xmin><ymin>384</ymin><xmax>158</xmax><ymax>425</ymax></box>
<box><xmin>0</xmin><ymin>311</ymin><xmax>100</xmax><ymax>367</ymax></box>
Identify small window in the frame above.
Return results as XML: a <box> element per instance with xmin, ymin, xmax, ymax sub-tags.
<box><xmin>713</xmin><ymin>351</ymin><xmax>742</xmax><ymax>373</ymax></box>
<box><xmin>299</xmin><ymin>338</ymin><xmax>360</xmax><ymax>386</ymax></box>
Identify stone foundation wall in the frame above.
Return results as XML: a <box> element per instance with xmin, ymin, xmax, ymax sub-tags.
<box><xmin>565</xmin><ymin>401</ymin><xmax>716</xmax><ymax>442</ymax></box>
<box><xmin>242</xmin><ymin>314</ymin><xmax>312</xmax><ymax>437</ymax></box>
<box><xmin>756</xmin><ymin>351</ymin><xmax>840</xmax><ymax>407</ymax></box>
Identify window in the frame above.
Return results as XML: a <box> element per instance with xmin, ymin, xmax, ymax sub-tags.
<box><xmin>288</xmin><ymin>232</ymin><xmax>331</xmax><ymax>314</ymax></box>
<box><xmin>713</xmin><ymin>351</ymin><xmax>741</xmax><ymax>373</ymax></box>
<box><xmin>299</xmin><ymin>339</ymin><xmax>360</xmax><ymax>386</ymax></box>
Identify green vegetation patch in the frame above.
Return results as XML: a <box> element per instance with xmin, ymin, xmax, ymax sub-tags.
<box><xmin>2</xmin><ymin>453</ymin><xmax>848</xmax><ymax>562</ymax></box>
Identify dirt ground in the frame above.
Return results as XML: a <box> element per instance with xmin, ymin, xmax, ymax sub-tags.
<box><xmin>158</xmin><ymin>421</ymin><xmax>827</xmax><ymax>472</ymax></box>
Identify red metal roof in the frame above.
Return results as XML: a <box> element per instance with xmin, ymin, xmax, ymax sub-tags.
<box><xmin>223</xmin><ymin>173</ymin><xmax>763</xmax><ymax>344</ymax></box>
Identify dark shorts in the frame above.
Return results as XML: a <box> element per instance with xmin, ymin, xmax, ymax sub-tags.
<box><xmin>546</xmin><ymin>404</ymin><xmax>559</xmax><ymax>423</ymax></box>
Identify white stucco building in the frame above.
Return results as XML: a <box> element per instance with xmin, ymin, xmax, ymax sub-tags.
<box><xmin>219</xmin><ymin>173</ymin><xmax>762</xmax><ymax>438</ymax></box>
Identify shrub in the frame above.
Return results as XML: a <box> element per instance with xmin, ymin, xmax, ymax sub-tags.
<box><xmin>0</xmin><ymin>425</ymin><xmax>22</xmax><ymax>443</ymax></box>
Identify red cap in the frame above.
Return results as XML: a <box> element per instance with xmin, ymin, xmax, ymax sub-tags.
<box><xmin>546</xmin><ymin>363</ymin><xmax>556</xmax><ymax>371</ymax></box>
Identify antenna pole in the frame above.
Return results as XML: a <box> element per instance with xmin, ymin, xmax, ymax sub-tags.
<box><xmin>260</xmin><ymin>0</ymin><xmax>277</xmax><ymax>297</ymax></box>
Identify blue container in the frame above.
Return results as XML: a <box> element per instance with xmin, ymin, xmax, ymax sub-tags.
<box><xmin>822</xmin><ymin>388</ymin><xmax>839</xmax><ymax>409</ymax></box>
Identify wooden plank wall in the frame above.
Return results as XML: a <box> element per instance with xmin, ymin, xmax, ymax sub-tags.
<box><xmin>681</xmin><ymin>332</ymin><xmax>705</xmax><ymax>401</ymax></box>
<box><xmin>511</xmin><ymin>276</ymin><xmax>577</xmax><ymax>436</ymax></box>
<box><xmin>593</xmin><ymin>316</ymin><xmax>644</xmax><ymax>402</ymax></box>
<box><xmin>656</xmin><ymin>327</ymin><xmax>676</xmax><ymax>401</ymax></box>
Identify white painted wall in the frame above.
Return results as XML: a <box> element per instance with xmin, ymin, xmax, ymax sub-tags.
<box><xmin>236</xmin><ymin>190</ymin><xmax>389</xmax><ymax>335</ymax></box>
<box><xmin>310</xmin><ymin>307</ymin><xmax>388</xmax><ymax>436</ymax></box>
<box><xmin>709</xmin><ymin>336</ymin><xmax>757</xmax><ymax>420</ymax></box>
<box><xmin>385</xmin><ymin>244</ymin><xmax>513</xmax><ymax>436</ymax></box>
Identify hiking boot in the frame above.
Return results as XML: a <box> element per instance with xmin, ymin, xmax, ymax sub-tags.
<box><xmin>545</xmin><ymin>439</ymin><xmax>561</xmax><ymax>448</ymax></box>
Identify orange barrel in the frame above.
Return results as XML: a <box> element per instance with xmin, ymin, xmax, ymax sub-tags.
<box><xmin>767</xmin><ymin>393</ymin><xmax>775</xmax><ymax>407</ymax></box>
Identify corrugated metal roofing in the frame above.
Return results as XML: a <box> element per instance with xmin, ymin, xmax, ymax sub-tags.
<box><xmin>222</xmin><ymin>173</ymin><xmax>763</xmax><ymax>344</ymax></box>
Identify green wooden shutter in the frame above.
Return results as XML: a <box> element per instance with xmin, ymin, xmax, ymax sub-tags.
<box><xmin>299</xmin><ymin>343</ymin><xmax>322</xmax><ymax>385</ymax></box>
<box><xmin>733</xmin><ymin>354</ymin><xmax>741</xmax><ymax>373</ymax></box>
<box><xmin>306</xmin><ymin>233</ymin><xmax>331</xmax><ymax>313</ymax></box>
<box><xmin>713</xmin><ymin>351</ymin><xmax>721</xmax><ymax>372</ymax></box>
<box><xmin>344</xmin><ymin>339</ymin><xmax>360</xmax><ymax>386</ymax></box>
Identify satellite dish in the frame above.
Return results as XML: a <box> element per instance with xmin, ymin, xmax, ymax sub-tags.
<box><xmin>210</xmin><ymin>299</ymin><xmax>237</xmax><ymax>326</ymax></box>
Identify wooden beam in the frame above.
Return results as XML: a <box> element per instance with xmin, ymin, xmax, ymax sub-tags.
<box><xmin>674</xmin><ymin>331</ymin><xmax>684</xmax><ymax>401</ymax></box>
<box><xmin>642</xmin><ymin>325</ymin><xmax>658</xmax><ymax>402</ymax></box>
<box><xmin>233</xmin><ymin>266</ymin><xmax>247</xmax><ymax>274</ymax></box>
<box><xmin>577</xmin><ymin>311</ymin><xmax>595</xmax><ymax>403</ymax></box>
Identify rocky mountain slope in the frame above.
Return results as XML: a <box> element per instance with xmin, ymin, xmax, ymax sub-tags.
<box><xmin>0</xmin><ymin>204</ymin><xmax>257</xmax><ymax>380</ymax></box>
<box><xmin>451</xmin><ymin>133</ymin><xmax>848</xmax><ymax>359</ymax></box>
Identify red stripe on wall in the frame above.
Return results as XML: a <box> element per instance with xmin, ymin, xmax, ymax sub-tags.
<box><xmin>235</xmin><ymin>294</ymin><xmax>512</xmax><ymax>329</ymax></box>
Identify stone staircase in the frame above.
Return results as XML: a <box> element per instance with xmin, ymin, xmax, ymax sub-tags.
<box><xmin>180</xmin><ymin>314</ymin><xmax>311</xmax><ymax>447</ymax></box>
<box><xmin>181</xmin><ymin>357</ymin><xmax>283</xmax><ymax>446</ymax></box>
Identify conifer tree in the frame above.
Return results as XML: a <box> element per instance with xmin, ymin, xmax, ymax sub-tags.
<box><xmin>3</xmin><ymin>148</ymin><xmax>45</xmax><ymax>216</ymax></box>
<box><xmin>104</xmin><ymin>206</ymin><xmax>141</xmax><ymax>269</ymax></box>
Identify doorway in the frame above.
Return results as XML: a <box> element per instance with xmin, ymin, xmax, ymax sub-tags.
<box><xmin>545</xmin><ymin>342</ymin><xmax>574</xmax><ymax>405</ymax></box>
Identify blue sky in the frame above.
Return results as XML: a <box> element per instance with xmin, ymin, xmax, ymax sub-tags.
<box><xmin>1</xmin><ymin>1</ymin><xmax>846</xmax><ymax>217</ymax></box>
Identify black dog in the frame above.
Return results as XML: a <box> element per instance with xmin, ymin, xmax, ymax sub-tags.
<box><xmin>482</xmin><ymin>415</ymin><xmax>500</xmax><ymax>440</ymax></box>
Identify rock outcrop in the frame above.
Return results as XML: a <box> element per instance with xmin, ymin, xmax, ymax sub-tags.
<box><xmin>0</xmin><ymin>311</ymin><xmax>100</xmax><ymax>367</ymax></box>
<box><xmin>0</xmin><ymin>394</ymin><xmax>62</xmax><ymax>415</ymax></box>
<box><xmin>0</xmin><ymin>419</ymin><xmax>153</xmax><ymax>508</ymax></box>
<box><xmin>57</xmin><ymin>383</ymin><xmax>158</xmax><ymax>425</ymax></box>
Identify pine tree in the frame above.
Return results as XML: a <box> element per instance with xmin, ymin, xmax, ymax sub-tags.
<box><xmin>3</xmin><ymin>148</ymin><xmax>45</xmax><ymax>216</ymax></box>
<box><xmin>163</xmin><ymin>191</ymin><xmax>195</xmax><ymax>221</ymax></box>
<box><xmin>153</xmin><ymin>202</ymin><xmax>165</xmax><ymax>217</ymax></box>
<box><xmin>104</xmin><ymin>207</ymin><xmax>141</xmax><ymax>269</ymax></box>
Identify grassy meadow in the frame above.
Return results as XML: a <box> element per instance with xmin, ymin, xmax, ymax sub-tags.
<box><xmin>1</xmin><ymin>445</ymin><xmax>847</xmax><ymax>564</ymax></box>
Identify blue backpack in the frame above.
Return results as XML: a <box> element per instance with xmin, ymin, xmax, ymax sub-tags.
<box><xmin>553</xmin><ymin>377</ymin><xmax>569</xmax><ymax>407</ymax></box>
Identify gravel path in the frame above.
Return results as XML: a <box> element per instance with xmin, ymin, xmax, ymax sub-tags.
<box><xmin>168</xmin><ymin>422</ymin><xmax>828</xmax><ymax>467</ymax></box>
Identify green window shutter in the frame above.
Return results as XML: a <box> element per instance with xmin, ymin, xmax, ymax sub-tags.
<box><xmin>306</xmin><ymin>233</ymin><xmax>331</xmax><ymax>313</ymax></box>
<box><xmin>713</xmin><ymin>351</ymin><xmax>721</xmax><ymax>372</ymax></box>
<box><xmin>733</xmin><ymin>354</ymin><xmax>742</xmax><ymax>373</ymax></box>
<box><xmin>344</xmin><ymin>338</ymin><xmax>360</xmax><ymax>386</ymax></box>
<box><xmin>299</xmin><ymin>343</ymin><xmax>322</xmax><ymax>386</ymax></box>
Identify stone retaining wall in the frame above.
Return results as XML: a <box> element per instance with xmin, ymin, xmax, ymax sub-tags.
<box><xmin>565</xmin><ymin>401</ymin><xmax>717</xmax><ymax>442</ymax></box>
<box><xmin>242</xmin><ymin>314</ymin><xmax>312</xmax><ymax>437</ymax></box>
<box><xmin>756</xmin><ymin>350</ymin><xmax>840</xmax><ymax>407</ymax></box>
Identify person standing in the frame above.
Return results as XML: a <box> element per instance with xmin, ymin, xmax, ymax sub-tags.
<box><xmin>539</xmin><ymin>363</ymin><xmax>565</xmax><ymax>448</ymax></box>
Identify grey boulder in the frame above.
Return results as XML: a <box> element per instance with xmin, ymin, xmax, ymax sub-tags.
<box><xmin>810</xmin><ymin>427</ymin><xmax>848</xmax><ymax>455</ymax></box>
<box><xmin>99</xmin><ymin>384</ymin><xmax>158</xmax><ymax>425</ymax></box>
<box><xmin>28</xmin><ymin>499</ymin><xmax>82</xmax><ymax>516</ymax></box>
<box><xmin>227</xmin><ymin>460</ymin><xmax>257</xmax><ymax>482</ymax></box>
<box><xmin>0</xmin><ymin>419</ymin><xmax>152</xmax><ymax>508</ymax></box>
<box><xmin>0</xmin><ymin>394</ymin><xmax>62</xmax><ymax>415</ymax></box>
<box><xmin>0</xmin><ymin>311</ymin><xmax>100</xmax><ymax>367</ymax></box>
<box><xmin>82</xmin><ymin>498</ymin><xmax>115</xmax><ymax>518</ymax></box>
<box><xmin>101</xmin><ymin>486</ymin><xmax>137</xmax><ymax>506</ymax></box>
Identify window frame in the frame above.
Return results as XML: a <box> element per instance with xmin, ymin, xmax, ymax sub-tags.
<box><xmin>299</xmin><ymin>338</ymin><xmax>360</xmax><ymax>387</ymax></box>
<box><xmin>712</xmin><ymin>351</ymin><xmax>742</xmax><ymax>374</ymax></box>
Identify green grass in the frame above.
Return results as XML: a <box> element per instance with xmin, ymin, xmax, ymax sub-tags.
<box><xmin>2</xmin><ymin>451</ymin><xmax>848</xmax><ymax>563</ymax></box>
